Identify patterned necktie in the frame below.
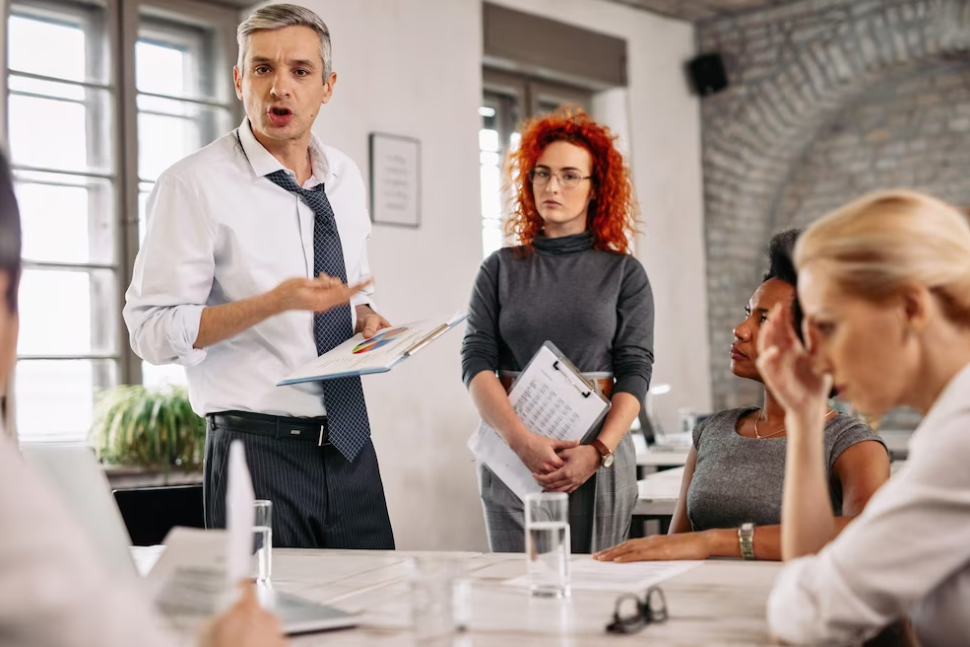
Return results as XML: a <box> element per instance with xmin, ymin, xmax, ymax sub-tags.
<box><xmin>264</xmin><ymin>169</ymin><xmax>371</xmax><ymax>462</ymax></box>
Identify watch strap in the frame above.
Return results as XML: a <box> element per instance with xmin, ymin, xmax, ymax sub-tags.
<box><xmin>738</xmin><ymin>522</ymin><xmax>756</xmax><ymax>560</ymax></box>
<box><xmin>591</xmin><ymin>439</ymin><xmax>611</xmax><ymax>458</ymax></box>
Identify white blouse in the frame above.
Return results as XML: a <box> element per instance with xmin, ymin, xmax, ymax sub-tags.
<box><xmin>767</xmin><ymin>362</ymin><xmax>970</xmax><ymax>646</ymax></box>
<box><xmin>0</xmin><ymin>433</ymin><xmax>179</xmax><ymax>647</ymax></box>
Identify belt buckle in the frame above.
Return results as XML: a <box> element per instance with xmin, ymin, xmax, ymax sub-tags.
<box><xmin>317</xmin><ymin>424</ymin><xmax>331</xmax><ymax>447</ymax></box>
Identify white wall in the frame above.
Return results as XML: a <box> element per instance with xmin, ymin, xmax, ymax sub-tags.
<box><xmin>254</xmin><ymin>0</ymin><xmax>708</xmax><ymax>550</ymax></box>
<box><xmin>291</xmin><ymin>0</ymin><xmax>487</xmax><ymax>551</ymax></box>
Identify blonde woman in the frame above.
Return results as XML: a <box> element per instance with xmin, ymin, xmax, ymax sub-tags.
<box><xmin>758</xmin><ymin>190</ymin><xmax>970</xmax><ymax>646</ymax></box>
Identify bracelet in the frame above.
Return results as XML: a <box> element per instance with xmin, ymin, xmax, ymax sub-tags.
<box><xmin>738</xmin><ymin>522</ymin><xmax>755</xmax><ymax>560</ymax></box>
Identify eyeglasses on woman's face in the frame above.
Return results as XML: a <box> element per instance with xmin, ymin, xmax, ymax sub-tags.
<box><xmin>528</xmin><ymin>167</ymin><xmax>592</xmax><ymax>190</ymax></box>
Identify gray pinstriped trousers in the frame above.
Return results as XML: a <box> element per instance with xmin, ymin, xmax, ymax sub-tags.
<box><xmin>479</xmin><ymin>463</ymin><xmax>597</xmax><ymax>553</ymax></box>
<box><xmin>203</xmin><ymin>418</ymin><xmax>394</xmax><ymax>550</ymax></box>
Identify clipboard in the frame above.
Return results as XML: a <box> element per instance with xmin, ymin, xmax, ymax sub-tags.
<box><xmin>277</xmin><ymin>313</ymin><xmax>467</xmax><ymax>386</ymax></box>
<box><xmin>467</xmin><ymin>341</ymin><xmax>612</xmax><ymax>501</ymax></box>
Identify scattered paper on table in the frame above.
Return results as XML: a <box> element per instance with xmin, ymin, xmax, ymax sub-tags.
<box><xmin>504</xmin><ymin>558</ymin><xmax>702</xmax><ymax>592</ymax></box>
<box><xmin>146</xmin><ymin>527</ymin><xmax>228</xmax><ymax>618</ymax></box>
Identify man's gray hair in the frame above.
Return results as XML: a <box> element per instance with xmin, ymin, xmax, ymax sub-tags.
<box><xmin>237</xmin><ymin>4</ymin><xmax>332</xmax><ymax>78</ymax></box>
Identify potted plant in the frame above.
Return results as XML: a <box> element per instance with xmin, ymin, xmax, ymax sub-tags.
<box><xmin>91</xmin><ymin>384</ymin><xmax>205</xmax><ymax>471</ymax></box>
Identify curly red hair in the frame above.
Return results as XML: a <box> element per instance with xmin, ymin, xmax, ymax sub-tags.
<box><xmin>504</xmin><ymin>108</ymin><xmax>638</xmax><ymax>254</ymax></box>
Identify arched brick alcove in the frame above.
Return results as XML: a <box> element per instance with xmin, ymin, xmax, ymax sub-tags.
<box><xmin>698</xmin><ymin>0</ymin><xmax>970</xmax><ymax>409</ymax></box>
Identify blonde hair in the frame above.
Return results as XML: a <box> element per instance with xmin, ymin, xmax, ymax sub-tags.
<box><xmin>795</xmin><ymin>189</ymin><xmax>970</xmax><ymax>322</ymax></box>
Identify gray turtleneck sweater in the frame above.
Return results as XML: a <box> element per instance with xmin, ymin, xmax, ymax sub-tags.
<box><xmin>461</xmin><ymin>231</ymin><xmax>654</xmax><ymax>403</ymax></box>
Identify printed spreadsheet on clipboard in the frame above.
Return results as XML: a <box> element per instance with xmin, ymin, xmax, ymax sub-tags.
<box><xmin>467</xmin><ymin>341</ymin><xmax>612</xmax><ymax>501</ymax></box>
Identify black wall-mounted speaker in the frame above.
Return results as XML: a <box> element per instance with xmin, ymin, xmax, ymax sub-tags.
<box><xmin>688</xmin><ymin>53</ymin><xmax>728</xmax><ymax>97</ymax></box>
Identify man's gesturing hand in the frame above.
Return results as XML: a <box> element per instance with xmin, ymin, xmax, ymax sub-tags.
<box><xmin>271</xmin><ymin>274</ymin><xmax>372</xmax><ymax>315</ymax></box>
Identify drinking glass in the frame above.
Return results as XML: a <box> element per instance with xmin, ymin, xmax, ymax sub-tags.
<box><xmin>407</xmin><ymin>555</ymin><xmax>469</xmax><ymax>644</ymax></box>
<box><xmin>525</xmin><ymin>492</ymin><xmax>570</xmax><ymax>598</ymax></box>
<box><xmin>252</xmin><ymin>499</ymin><xmax>272</xmax><ymax>582</ymax></box>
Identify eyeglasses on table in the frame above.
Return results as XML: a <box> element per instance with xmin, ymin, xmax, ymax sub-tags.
<box><xmin>605</xmin><ymin>585</ymin><xmax>669</xmax><ymax>635</ymax></box>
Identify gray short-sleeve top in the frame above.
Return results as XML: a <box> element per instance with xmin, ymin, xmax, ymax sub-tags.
<box><xmin>686</xmin><ymin>407</ymin><xmax>887</xmax><ymax>531</ymax></box>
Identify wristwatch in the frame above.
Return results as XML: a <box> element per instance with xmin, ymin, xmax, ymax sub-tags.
<box><xmin>738</xmin><ymin>522</ymin><xmax>756</xmax><ymax>560</ymax></box>
<box><xmin>590</xmin><ymin>439</ymin><xmax>615</xmax><ymax>468</ymax></box>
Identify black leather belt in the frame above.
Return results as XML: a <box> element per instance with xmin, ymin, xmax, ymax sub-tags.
<box><xmin>208</xmin><ymin>410</ymin><xmax>330</xmax><ymax>446</ymax></box>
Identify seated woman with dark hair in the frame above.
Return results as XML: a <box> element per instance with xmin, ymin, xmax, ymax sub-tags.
<box><xmin>595</xmin><ymin>229</ymin><xmax>891</xmax><ymax>563</ymax></box>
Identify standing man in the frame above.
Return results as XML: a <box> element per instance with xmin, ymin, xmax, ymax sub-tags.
<box><xmin>124</xmin><ymin>4</ymin><xmax>394</xmax><ymax>550</ymax></box>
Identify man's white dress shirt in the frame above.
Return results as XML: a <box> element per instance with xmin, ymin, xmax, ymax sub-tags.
<box><xmin>125</xmin><ymin>119</ymin><xmax>374</xmax><ymax>418</ymax></box>
<box><xmin>767</xmin><ymin>362</ymin><xmax>970</xmax><ymax>647</ymax></box>
<box><xmin>0</xmin><ymin>432</ymin><xmax>178</xmax><ymax>647</ymax></box>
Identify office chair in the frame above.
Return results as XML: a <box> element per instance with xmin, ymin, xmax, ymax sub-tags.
<box><xmin>112</xmin><ymin>484</ymin><xmax>204</xmax><ymax>546</ymax></box>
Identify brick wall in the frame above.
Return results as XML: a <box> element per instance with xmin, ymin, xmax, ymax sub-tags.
<box><xmin>778</xmin><ymin>62</ymin><xmax>970</xmax><ymax>230</ymax></box>
<box><xmin>697</xmin><ymin>0</ymin><xmax>970</xmax><ymax>411</ymax></box>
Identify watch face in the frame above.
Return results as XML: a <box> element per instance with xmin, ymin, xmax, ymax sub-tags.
<box><xmin>603</xmin><ymin>453</ymin><xmax>615</xmax><ymax>468</ymax></box>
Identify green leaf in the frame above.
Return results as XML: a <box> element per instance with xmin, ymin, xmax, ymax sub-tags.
<box><xmin>90</xmin><ymin>384</ymin><xmax>205</xmax><ymax>470</ymax></box>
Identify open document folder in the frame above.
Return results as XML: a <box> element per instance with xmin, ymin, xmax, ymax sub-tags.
<box><xmin>467</xmin><ymin>341</ymin><xmax>611</xmax><ymax>501</ymax></box>
<box><xmin>278</xmin><ymin>312</ymin><xmax>467</xmax><ymax>386</ymax></box>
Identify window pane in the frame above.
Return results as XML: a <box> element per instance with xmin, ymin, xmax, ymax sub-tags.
<box><xmin>480</xmin><ymin>164</ymin><xmax>501</xmax><ymax>219</ymax></box>
<box><xmin>480</xmin><ymin>151</ymin><xmax>500</xmax><ymax>167</ymax></box>
<box><xmin>8</xmin><ymin>87</ymin><xmax>112</xmax><ymax>173</ymax></box>
<box><xmin>142</xmin><ymin>361</ymin><xmax>187</xmax><ymax>388</ymax></box>
<box><xmin>482</xmin><ymin>223</ymin><xmax>503</xmax><ymax>258</ymax></box>
<box><xmin>15</xmin><ymin>359</ymin><xmax>116</xmax><ymax>441</ymax></box>
<box><xmin>15</xmin><ymin>173</ymin><xmax>114</xmax><ymax>264</ymax></box>
<box><xmin>137</xmin><ymin>105</ymin><xmax>231</xmax><ymax>181</ymax></box>
<box><xmin>136</xmin><ymin>39</ymin><xmax>190</xmax><ymax>96</ymax></box>
<box><xmin>8</xmin><ymin>14</ymin><xmax>86</xmax><ymax>82</ymax></box>
<box><xmin>18</xmin><ymin>268</ymin><xmax>117</xmax><ymax>355</ymax></box>
<box><xmin>138</xmin><ymin>93</ymin><xmax>194</xmax><ymax>116</ymax></box>
<box><xmin>9</xmin><ymin>74</ymin><xmax>85</xmax><ymax>100</ymax></box>
<box><xmin>479</xmin><ymin>129</ymin><xmax>499</xmax><ymax>153</ymax></box>
<box><xmin>537</xmin><ymin>100</ymin><xmax>565</xmax><ymax>115</ymax></box>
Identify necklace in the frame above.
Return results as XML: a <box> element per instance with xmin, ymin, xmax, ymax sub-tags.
<box><xmin>753</xmin><ymin>409</ymin><xmax>836</xmax><ymax>439</ymax></box>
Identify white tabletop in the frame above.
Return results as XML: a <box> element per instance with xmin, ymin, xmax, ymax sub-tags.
<box><xmin>133</xmin><ymin>547</ymin><xmax>782</xmax><ymax>645</ymax></box>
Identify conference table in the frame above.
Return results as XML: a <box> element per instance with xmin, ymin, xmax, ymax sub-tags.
<box><xmin>137</xmin><ymin>547</ymin><xmax>783</xmax><ymax>646</ymax></box>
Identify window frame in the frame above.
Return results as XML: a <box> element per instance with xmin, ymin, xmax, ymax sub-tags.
<box><xmin>479</xmin><ymin>68</ymin><xmax>594</xmax><ymax>257</ymax></box>
<box><xmin>119</xmin><ymin>0</ymin><xmax>239</xmax><ymax>384</ymax></box>
<box><xmin>7</xmin><ymin>0</ymin><xmax>121</xmax><ymax>436</ymax></box>
<box><xmin>3</xmin><ymin>0</ymin><xmax>240</xmax><ymax>440</ymax></box>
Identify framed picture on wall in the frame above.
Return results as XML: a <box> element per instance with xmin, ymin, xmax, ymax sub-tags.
<box><xmin>369</xmin><ymin>132</ymin><xmax>421</xmax><ymax>228</ymax></box>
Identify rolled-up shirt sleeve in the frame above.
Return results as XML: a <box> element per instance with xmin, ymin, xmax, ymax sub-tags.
<box><xmin>611</xmin><ymin>257</ymin><xmax>654</xmax><ymax>404</ymax></box>
<box><xmin>767</xmin><ymin>411</ymin><xmax>970</xmax><ymax>645</ymax></box>
<box><xmin>349</xmin><ymin>237</ymin><xmax>376</xmax><ymax>312</ymax></box>
<box><xmin>123</xmin><ymin>172</ymin><xmax>215</xmax><ymax>367</ymax></box>
<box><xmin>347</xmin><ymin>177</ymin><xmax>376</xmax><ymax>327</ymax></box>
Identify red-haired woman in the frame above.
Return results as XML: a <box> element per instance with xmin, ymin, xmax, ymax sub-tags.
<box><xmin>461</xmin><ymin>109</ymin><xmax>654</xmax><ymax>553</ymax></box>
